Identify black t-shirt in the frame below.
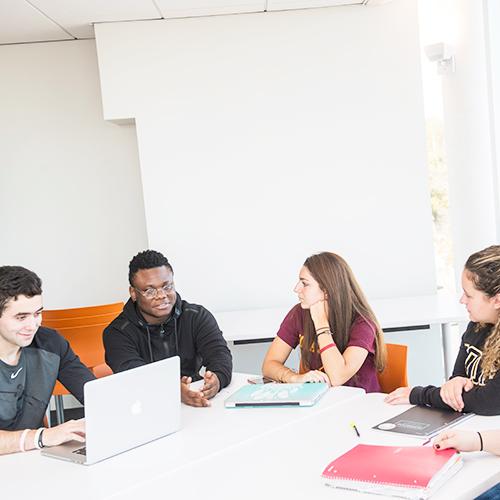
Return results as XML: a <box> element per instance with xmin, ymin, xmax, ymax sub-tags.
<box><xmin>0</xmin><ymin>327</ymin><xmax>95</xmax><ymax>431</ymax></box>
<box><xmin>0</xmin><ymin>350</ymin><xmax>27</xmax><ymax>429</ymax></box>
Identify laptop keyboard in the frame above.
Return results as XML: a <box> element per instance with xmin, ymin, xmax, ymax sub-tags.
<box><xmin>72</xmin><ymin>446</ymin><xmax>86</xmax><ymax>456</ymax></box>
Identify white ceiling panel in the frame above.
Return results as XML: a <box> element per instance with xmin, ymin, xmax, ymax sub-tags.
<box><xmin>0</xmin><ymin>0</ymin><xmax>73</xmax><ymax>44</ymax></box>
<box><xmin>267</xmin><ymin>0</ymin><xmax>364</xmax><ymax>11</ymax></box>
<box><xmin>29</xmin><ymin>0</ymin><xmax>162</xmax><ymax>38</ymax></box>
<box><xmin>155</xmin><ymin>0</ymin><xmax>266</xmax><ymax>19</ymax></box>
<box><xmin>0</xmin><ymin>0</ymin><xmax>391</xmax><ymax>45</ymax></box>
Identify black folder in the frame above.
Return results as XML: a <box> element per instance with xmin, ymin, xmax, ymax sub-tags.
<box><xmin>373</xmin><ymin>406</ymin><xmax>474</xmax><ymax>438</ymax></box>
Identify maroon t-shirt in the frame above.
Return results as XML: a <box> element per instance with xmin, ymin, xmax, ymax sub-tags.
<box><xmin>276</xmin><ymin>304</ymin><xmax>381</xmax><ymax>393</ymax></box>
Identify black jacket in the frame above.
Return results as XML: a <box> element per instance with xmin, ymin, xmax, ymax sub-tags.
<box><xmin>103</xmin><ymin>294</ymin><xmax>232</xmax><ymax>390</ymax></box>
<box><xmin>0</xmin><ymin>327</ymin><xmax>95</xmax><ymax>430</ymax></box>
<box><xmin>410</xmin><ymin>322</ymin><xmax>500</xmax><ymax>416</ymax></box>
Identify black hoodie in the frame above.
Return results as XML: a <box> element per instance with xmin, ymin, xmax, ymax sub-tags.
<box><xmin>103</xmin><ymin>294</ymin><xmax>232</xmax><ymax>389</ymax></box>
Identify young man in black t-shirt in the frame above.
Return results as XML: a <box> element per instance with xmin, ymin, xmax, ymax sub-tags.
<box><xmin>0</xmin><ymin>266</ymin><xmax>94</xmax><ymax>455</ymax></box>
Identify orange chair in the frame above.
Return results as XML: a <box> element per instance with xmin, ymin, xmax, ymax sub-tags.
<box><xmin>42</xmin><ymin>302</ymin><xmax>123</xmax><ymax>320</ymax></box>
<box><xmin>377</xmin><ymin>343</ymin><xmax>409</xmax><ymax>394</ymax></box>
<box><xmin>42</xmin><ymin>302</ymin><xmax>123</xmax><ymax>425</ymax></box>
<box><xmin>41</xmin><ymin>312</ymin><xmax>121</xmax><ymax>329</ymax></box>
<box><xmin>55</xmin><ymin>323</ymin><xmax>112</xmax><ymax>369</ymax></box>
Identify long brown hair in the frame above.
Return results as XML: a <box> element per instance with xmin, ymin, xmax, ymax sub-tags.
<box><xmin>465</xmin><ymin>245</ymin><xmax>500</xmax><ymax>380</ymax></box>
<box><xmin>300</xmin><ymin>252</ymin><xmax>386</xmax><ymax>372</ymax></box>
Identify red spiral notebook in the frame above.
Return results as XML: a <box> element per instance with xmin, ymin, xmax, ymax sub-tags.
<box><xmin>321</xmin><ymin>444</ymin><xmax>462</xmax><ymax>499</ymax></box>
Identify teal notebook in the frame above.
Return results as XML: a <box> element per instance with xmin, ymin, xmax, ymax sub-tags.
<box><xmin>224</xmin><ymin>383</ymin><xmax>328</xmax><ymax>408</ymax></box>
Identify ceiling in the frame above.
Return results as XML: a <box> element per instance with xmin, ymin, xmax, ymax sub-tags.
<box><xmin>0</xmin><ymin>0</ymin><xmax>389</xmax><ymax>45</ymax></box>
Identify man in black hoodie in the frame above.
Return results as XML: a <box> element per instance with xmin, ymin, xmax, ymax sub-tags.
<box><xmin>103</xmin><ymin>250</ymin><xmax>232</xmax><ymax>407</ymax></box>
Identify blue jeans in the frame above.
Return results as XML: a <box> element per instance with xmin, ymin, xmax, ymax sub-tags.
<box><xmin>476</xmin><ymin>483</ymin><xmax>500</xmax><ymax>500</ymax></box>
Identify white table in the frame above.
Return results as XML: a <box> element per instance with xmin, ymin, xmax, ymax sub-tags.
<box><xmin>1</xmin><ymin>374</ymin><xmax>364</xmax><ymax>499</ymax></box>
<box><xmin>215</xmin><ymin>294</ymin><xmax>468</xmax><ymax>378</ymax></box>
<box><xmin>114</xmin><ymin>393</ymin><xmax>500</xmax><ymax>500</ymax></box>
<box><xmin>5</xmin><ymin>375</ymin><xmax>498</xmax><ymax>500</ymax></box>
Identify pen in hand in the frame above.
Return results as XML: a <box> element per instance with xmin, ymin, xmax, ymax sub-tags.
<box><xmin>350</xmin><ymin>421</ymin><xmax>361</xmax><ymax>437</ymax></box>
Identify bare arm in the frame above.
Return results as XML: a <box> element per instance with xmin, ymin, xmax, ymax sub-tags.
<box><xmin>0</xmin><ymin>429</ymin><xmax>35</xmax><ymax>455</ymax></box>
<box><xmin>262</xmin><ymin>337</ymin><xmax>330</xmax><ymax>383</ymax></box>
<box><xmin>481</xmin><ymin>430</ymin><xmax>500</xmax><ymax>455</ymax></box>
<box><xmin>262</xmin><ymin>336</ymin><xmax>296</xmax><ymax>382</ymax></box>
<box><xmin>434</xmin><ymin>429</ymin><xmax>500</xmax><ymax>455</ymax></box>
<box><xmin>316</xmin><ymin>331</ymin><xmax>369</xmax><ymax>386</ymax></box>
<box><xmin>0</xmin><ymin>419</ymin><xmax>85</xmax><ymax>456</ymax></box>
<box><xmin>310</xmin><ymin>301</ymin><xmax>368</xmax><ymax>386</ymax></box>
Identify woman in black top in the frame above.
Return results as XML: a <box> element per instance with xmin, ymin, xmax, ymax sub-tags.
<box><xmin>385</xmin><ymin>245</ymin><xmax>500</xmax><ymax>416</ymax></box>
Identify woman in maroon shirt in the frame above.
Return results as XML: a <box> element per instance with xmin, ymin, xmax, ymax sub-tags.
<box><xmin>262</xmin><ymin>252</ymin><xmax>386</xmax><ymax>392</ymax></box>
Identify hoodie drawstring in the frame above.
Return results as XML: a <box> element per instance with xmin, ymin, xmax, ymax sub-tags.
<box><xmin>145</xmin><ymin>316</ymin><xmax>178</xmax><ymax>362</ymax></box>
<box><xmin>146</xmin><ymin>325</ymin><xmax>154</xmax><ymax>363</ymax></box>
<box><xmin>174</xmin><ymin>316</ymin><xmax>179</xmax><ymax>356</ymax></box>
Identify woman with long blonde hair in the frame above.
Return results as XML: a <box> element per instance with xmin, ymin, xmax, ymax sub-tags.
<box><xmin>262</xmin><ymin>252</ymin><xmax>386</xmax><ymax>391</ymax></box>
<box><xmin>386</xmin><ymin>245</ymin><xmax>500</xmax><ymax>415</ymax></box>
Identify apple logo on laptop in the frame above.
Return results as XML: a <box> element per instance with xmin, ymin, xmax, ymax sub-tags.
<box><xmin>131</xmin><ymin>399</ymin><xmax>143</xmax><ymax>416</ymax></box>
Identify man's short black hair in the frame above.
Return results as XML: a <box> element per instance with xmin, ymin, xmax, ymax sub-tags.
<box><xmin>0</xmin><ymin>266</ymin><xmax>43</xmax><ymax>317</ymax></box>
<box><xmin>129</xmin><ymin>250</ymin><xmax>173</xmax><ymax>286</ymax></box>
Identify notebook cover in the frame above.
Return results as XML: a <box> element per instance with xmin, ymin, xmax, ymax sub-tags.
<box><xmin>321</xmin><ymin>444</ymin><xmax>458</xmax><ymax>488</ymax></box>
<box><xmin>224</xmin><ymin>382</ymin><xmax>328</xmax><ymax>407</ymax></box>
<box><xmin>373</xmin><ymin>406</ymin><xmax>474</xmax><ymax>437</ymax></box>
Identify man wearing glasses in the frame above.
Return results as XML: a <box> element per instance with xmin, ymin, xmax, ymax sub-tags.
<box><xmin>103</xmin><ymin>250</ymin><xmax>232</xmax><ymax>407</ymax></box>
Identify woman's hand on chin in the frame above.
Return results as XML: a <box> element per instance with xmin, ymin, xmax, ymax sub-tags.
<box><xmin>309</xmin><ymin>299</ymin><xmax>329</xmax><ymax>328</ymax></box>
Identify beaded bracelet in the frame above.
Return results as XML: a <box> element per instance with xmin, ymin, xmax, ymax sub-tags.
<box><xmin>316</xmin><ymin>330</ymin><xmax>332</xmax><ymax>337</ymax></box>
<box><xmin>315</xmin><ymin>327</ymin><xmax>330</xmax><ymax>334</ymax></box>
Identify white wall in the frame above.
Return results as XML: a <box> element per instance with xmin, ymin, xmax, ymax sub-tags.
<box><xmin>485</xmin><ymin>0</ymin><xmax>500</xmax><ymax>233</ymax></box>
<box><xmin>440</xmin><ymin>0</ymin><xmax>499</xmax><ymax>281</ymax></box>
<box><xmin>95</xmin><ymin>0</ymin><xmax>437</xmax><ymax>312</ymax></box>
<box><xmin>0</xmin><ymin>40</ymin><xmax>147</xmax><ymax>308</ymax></box>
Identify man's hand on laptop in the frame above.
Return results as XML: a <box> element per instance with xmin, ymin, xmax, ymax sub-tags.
<box><xmin>200</xmin><ymin>371</ymin><xmax>220</xmax><ymax>400</ymax></box>
<box><xmin>181</xmin><ymin>376</ymin><xmax>210</xmax><ymax>407</ymax></box>
<box><xmin>43</xmin><ymin>419</ymin><xmax>86</xmax><ymax>447</ymax></box>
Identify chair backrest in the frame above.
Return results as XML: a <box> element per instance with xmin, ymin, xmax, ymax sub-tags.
<box><xmin>41</xmin><ymin>312</ymin><xmax>120</xmax><ymax>329</ymax></box>
<box><xmin>41</xmin><ymin>302</ymin><xmax>123</xmax><ymax>369</ymax></box>
<box><xmin>377</xmin><ymin>343</ymin><xmax>408</xmax><ymax>393</ymax></box>
<box><xmin>44</xmin><ymin>303</ymin><xmax>123</xmax><ymax>414</ymax></box>
<box><xmin>41</xmin><ymin>302</ymin><xmax>123</xmax><ymax>321</ymax></box>
<box><xmin>52</xmin><ymin>363</ymin><xmax>114</xmax><ymax>399</ymax></box>
<box><xmin>56</xmin><ymin>323</ymin><xmax>111</xmax><ymax>369</ymax></box>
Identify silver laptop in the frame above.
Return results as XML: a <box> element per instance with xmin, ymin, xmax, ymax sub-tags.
<box><xmin>42</xmin><ymin>356</ymin><xmax>181</xmax><ymax>465</ymax></box>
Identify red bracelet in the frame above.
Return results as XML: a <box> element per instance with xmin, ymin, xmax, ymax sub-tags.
<box><xmin>319</xmin><ymin>343</ymin><xmax>336</xmax><ymax>354</ymax></box>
